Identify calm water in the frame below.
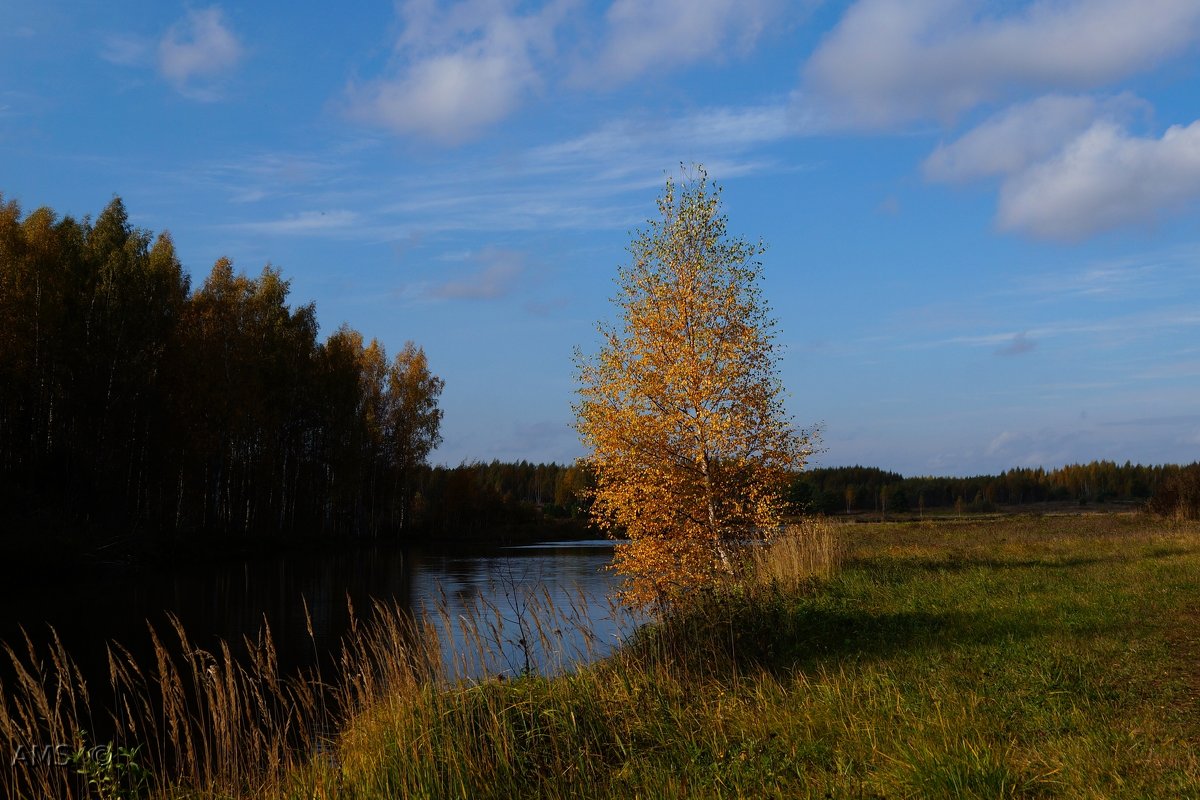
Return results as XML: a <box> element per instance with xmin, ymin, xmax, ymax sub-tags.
<box><xmin>0</xmin><ymin>538</ymin><xmax>635</xmax><ymax>702</ymax></box>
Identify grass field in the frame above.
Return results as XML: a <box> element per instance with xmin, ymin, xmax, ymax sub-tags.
<box><xmin>281</xmin><ymin>513</ymin><xmax>1200</xmax><ymax>799</ymax></box>
<box><xmin>6</xmin><ymin>513</ymin><xmax>1199</xmax><ymax>798</ymax></box>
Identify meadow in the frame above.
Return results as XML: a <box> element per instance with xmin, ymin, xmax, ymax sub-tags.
<box><xmin>5</xmin><ymin>513</ymin><xmax>1200</xmax><ymax>798</ymax></box>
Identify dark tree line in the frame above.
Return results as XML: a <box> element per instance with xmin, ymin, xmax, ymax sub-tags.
<box><xmin>0</xmin><ymin>195</ymin><xmax>446</xmax><ymax>552</ymax></box>
<box><xmin>1147</xmin><ymin>464</ymin><xmax>1200</xmax><ymax>519</ymax></box>
<box><xmin>408</xmin><ymin>457</ymin><xmax>1187</xmax><ymax>533</ymax></box>
<box><xmin>788</xmin><ymin>461</ymin><xmax>1190</xmax><ymax>515</ymax></box>
<box><xmin>408</xmin><ymin>460</ymin><xmax>594</xmax><ymax>536</ymax></box>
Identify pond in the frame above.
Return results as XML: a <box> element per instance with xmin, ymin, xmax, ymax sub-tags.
<box><xmin>0</xmin><ymin>537</ymin><xmax>636</xmax><ymax>707</ymax></box>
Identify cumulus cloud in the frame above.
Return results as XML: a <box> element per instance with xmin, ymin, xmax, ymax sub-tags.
<box><xmin>804</xmin><ymin>0</ymin><xmax>1200</xmax><ymax>128</ymax></box>
<box><xmin>157</xmin><ymin>7</ymin><xmax>243</xmax><ymax>99</ymax></box>
<box><xmin>924</xmin><ymin>94</ymin><xmax>1145</xmax><ymax>183</ymax></box>
<box><xmin>348</xmin><ymin>0</ymin><xmax>566</xmax><ymax>144</ymax></box>
<box><xmin>921</xmin><ymin>94</ymin><xmax>1200</xmax><ymax>240</ymax></box>
<box><xmin>997</xmin><ymin>118</ymin><xmax>1200</xmax><ymax>240</ymax></box>
<box><xmin>583</xmin><ymin>0</ymin><xmax>789</xmax><ymax>86</ymax></box>
<box><xmin>348</xmin><ymin>0</ymin><xmax>802</xmax><ymax>142</ymax></box>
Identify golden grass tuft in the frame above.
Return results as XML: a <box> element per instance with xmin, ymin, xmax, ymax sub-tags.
<box><xmin>748</xmin><ymin>516</ymin><xmax>845</xmax><ymax>590</ymax></box>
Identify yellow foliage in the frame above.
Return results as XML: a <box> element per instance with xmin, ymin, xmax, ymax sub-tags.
<box><xmin>575</xmin><ymin>167</ymin><xmax>814</xmax><ymax>607</ymax></box>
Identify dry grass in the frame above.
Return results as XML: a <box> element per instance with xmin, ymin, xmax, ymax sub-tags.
<box><xmin>0</xmin><ymin>570</ymin><xmax>651</xmax><ymax>799</ymax></box>
<box><xmin>0</xmin><ymin>516</ymin><xmax>840</xmax><ymax>798</ymax></box>
<box><xmin>748</xmin><ymin>517</ymin><xmax>844</xmax><ymax>589</ymax></box>
<box><xmin>1</xmin><ymin>598</ymin><xmax>437</xmax><ymax>798</ymax></box>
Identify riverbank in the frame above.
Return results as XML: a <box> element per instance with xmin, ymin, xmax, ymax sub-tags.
<box><xmin>279</xmin><ymin>513</ymin><xmax>1200</xmax><ymax>798</ymax></box>
<box><xmin>5</xmin><ymin>514</ymin><xmax>1199</xmax><ymax>798</ymax></box>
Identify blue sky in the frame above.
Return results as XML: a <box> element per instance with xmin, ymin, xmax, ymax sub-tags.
<box><xmin>4</xmin><ymin>0</ymin><xmax>1200</xmax><ymax>476</ymax></box>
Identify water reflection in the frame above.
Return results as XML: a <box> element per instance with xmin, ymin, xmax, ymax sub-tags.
<box><xmin>413</xmin><ymin>540</ymin><xmax>638</xmax><ymax>679</ymax></box>
<box><xmin>0</xmin><ymin>538</ymin><xmax>632</xmax><ymax>698</ymax></box>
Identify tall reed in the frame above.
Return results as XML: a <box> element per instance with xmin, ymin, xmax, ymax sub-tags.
<box><xmin>748</xmin><ymin>517</ymin><xmax>845</xmax><ymax>589</ymax></box>
<box><xmin>1</xmin><ymin>609</ymin><xmax>339</xmax><ymax>798</ymax></box>
<box><xmin>0</xmin><ymin>522</ymin><xmax>841</xmax><ymax>798</ymax></box>
<box><xmin>0</xmin><ymin>582</ymin><xmax>641</xmax><ymax>797</ymax></box>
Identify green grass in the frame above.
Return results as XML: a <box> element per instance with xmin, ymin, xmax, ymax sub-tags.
<box><xmin>283</xmin><ymin>514</ymin><xmax>1200</xmax><ymax>799</ymax></box>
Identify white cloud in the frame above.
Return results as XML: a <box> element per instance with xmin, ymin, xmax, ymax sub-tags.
<box><xmin>997</xmin><ymin>119</ymin><xmax>1200</xmax><ymax>240</ymax></box>
<box><xmin>233</xmin><ymin>210</ymin><xmax>361</xmax><ymax>236</ymax></box>
<box><xmin>984</xmin><ymin>430</ymin><xmax>1019</xmax><ymax>457</ymax></box>
<box><xmin>157</xmin><ymin>7</ymin><xmax>243</xmax><ymax>99</ymax></box>
<box><xmin>982</xmin><ymin>427</ymin><xmax>1086</xmax><ymax>467</ymax></box>
<box><xmin>922</xmin><ymin>95</ymin><xmax>1200</xmax><ymax>240</ymax></box>
<box><xmin>350</xmin><ymin>51</ymin><xmax>532</xmax><ymax>143</ymax></box>
<box><xmin>804</xmin><ymin>0</ymin><xmax>1200</xmax><ymax>128</ymax></box>
<box><xmin>528</xmin><ymin>103</ymin><xmax>799</xmax><ymax>178</ymax></box>
<box><xmin>100</xmin><ymin>33</ymin><xmax>150</xmax><ymax>67</ymax></box>
<box><xmin>348</xmin><ymin>0</ymin><xmax>566</xmax><ymax>144</ymax></box>
<box><xmin>1132</xmin><ymin>362</ymin><xmax>1200</xmax><ymax>382</ymax></box>
<box><xmin>1011</xmin><ymin>245</ymin><xmax>1200</xmax><ymax>301</ymax></box>
<box><xmin>427</xmin><ymin>248</ymin><xmax>525</xmax><ymax>300</ymax></box>
<box><xmin>889</xmin><ymin>307</ymin><xmax>1200</xmax><ymax>355</ymax></box>
<box><xmin>347</xmin><ymin>0</ymin><xmax>805</xmax><ymax>143</ymax></box>
<box><xmin>173</xmin><ymin>103</ymin><xmax>798</xmax><ymax>247</ymax></box>
<box><xmin>924</xmin><ymin>94</ymin><xmax>1144</xmax><ymax>184</ymax></box>
<box><xmin>583</xmin><ymin>0</ymin><xmax>790</xmax><ymax>86</ymax></box>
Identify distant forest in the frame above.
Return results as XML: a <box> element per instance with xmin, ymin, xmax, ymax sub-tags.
<box><xmin>417</xmin><ymin>460</ymin><xmax>1197</xmax><ymax>523</ymax></box>
<box><xmin>786</xmin><ymin>462</ymin><xmax>1194</xmax><ymax>516</ymax></box>
<box><xmin>0</xmin><ymin>194</ymin><xmax>592</xmax><ymax>554</ymax></box>
<box><xmin>1</xmin><ymin>195</ymin><xmax>1193</xmax><ymax>561</ymax></box>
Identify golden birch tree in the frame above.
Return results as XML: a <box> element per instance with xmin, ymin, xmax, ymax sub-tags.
<box><xmin>575</xmin><ymin>168</ymin><xmax>814</xmax><ymax>606</ymax></box>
